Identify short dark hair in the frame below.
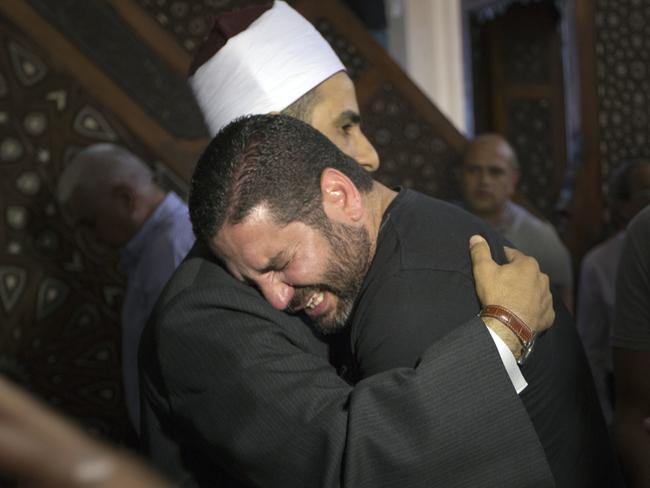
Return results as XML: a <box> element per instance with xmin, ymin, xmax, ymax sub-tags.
<box><xmin>189</xmin><ymin>114</ymin><xmax>374</xmax><ymax>244</ymax></box>
<box><xmin>281</xmin><ymin>86</ymin><xmax>321</xmax><ymax>123</ymax></box>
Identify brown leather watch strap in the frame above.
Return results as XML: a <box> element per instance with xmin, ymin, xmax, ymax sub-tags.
<box><xmin>480</xmin><ymin>304</ymin><xmax>535</xmax><ymax>346</ymax></box>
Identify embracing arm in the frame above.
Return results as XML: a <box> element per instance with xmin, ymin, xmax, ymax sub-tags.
<box><xmin>140</xmin><ymin>245</ymin><xmax>555</xmax><ymax>487</ymax></box>
<box><xmin>142</xmin><ymin>290</ymin><xmax>553</xmax><ymax>488</ymax></box>
<box><xmin>469</xmin><ymin>235</ymin><xmax>554</xmax><ymax>359</ymax></box>
<box><xmin>347</xmin><ymin>234</ymin><xmax>555</xmax><ymax>485</ymax></box>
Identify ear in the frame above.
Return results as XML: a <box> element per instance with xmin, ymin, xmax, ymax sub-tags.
<box><xmin>320</xmin><ymin>168</ymin><xmax>364</xmax><ymax>224</ymax></box>
<box><xmin>511</xmin><ymin>169</ymin><xmax>521</xmax><ymax>189</ymax></box>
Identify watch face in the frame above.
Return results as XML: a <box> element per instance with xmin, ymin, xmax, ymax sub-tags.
<box><xmin>517</xmin><ymin>336</ymin><xmax>537</xmax><ymax>366</ymax></box>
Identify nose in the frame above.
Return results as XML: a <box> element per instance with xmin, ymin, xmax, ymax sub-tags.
<box><xmin>355</xmin><ymin>131</ymin><xmax>380</xmax><ymax>172</ymax></box>
<box><xmin>257</xmin><ymin>276</ymin><xmax>294</xmax><ymax>310</ymax></box>
<box><xmin>477</xmin><ymin>168</ymin><xmax>490</xmax><ymax>184</ymax></box>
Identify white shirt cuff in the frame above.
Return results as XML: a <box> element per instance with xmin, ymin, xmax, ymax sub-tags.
<box><xmin>487</xmin><ymin>326</ymin><xmax>528</xmax><ymax>394</ymax></box>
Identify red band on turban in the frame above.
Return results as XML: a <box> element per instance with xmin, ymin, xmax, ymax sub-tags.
<box><xmin>188</xmin><ymin>2</ymin><xmax>273</xmax><ymax>76</ymax></box>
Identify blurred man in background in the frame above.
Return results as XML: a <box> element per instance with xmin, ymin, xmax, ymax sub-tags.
<box><xmin>57</xmin><ymin>144</ymin><xmax>194</xmax><ymax>435</ymax></box>
<box><xmin>577</xmin><ymin>159</ymin><xmax>650</xmax><ymax>424</ymax></box>
<box><xmin>458</xmin><ymin>133</ymin><xmax>573</xmax><ymax>311</ymax></box>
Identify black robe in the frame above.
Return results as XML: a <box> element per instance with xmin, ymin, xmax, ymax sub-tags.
<box><xmin>348</xmin><ymin>188</ymin><xmax>620</xmax><ymax>487</ymax></box>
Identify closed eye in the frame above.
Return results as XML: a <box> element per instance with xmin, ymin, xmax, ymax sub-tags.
<box><xmin>336</xmin><ymin>111</ymin><xmax>361</xmax><ymax>135</ymax></box>
<box><xmin>259</xmin><ymin>252</ymin><xmax>291</xmax><ymax>275</ymax></box>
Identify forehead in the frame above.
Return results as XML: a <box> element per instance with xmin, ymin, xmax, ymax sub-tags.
<box><xmin>463</xmin><ymin>140</ymin><xmax>513</xmax><ymax>168</ymax></box>
<box><xmin>310</xmin><ymin>72</ymin><xmax>358</xmax><ymax>126</ymax></box>
<box><xmin>213</xmin><ymin>207</ymin><xmax>295</xmax><ymax>268</ymax></box>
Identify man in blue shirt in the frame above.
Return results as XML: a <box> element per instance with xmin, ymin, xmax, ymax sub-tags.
<box><xmin>57</xmin><ymin>143</ymin><xmax>194</xmax><ymax>433</ymax></box>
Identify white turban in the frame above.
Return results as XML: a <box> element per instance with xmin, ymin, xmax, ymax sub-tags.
<box><xmin>189</xmin><ymin>0</ymin><xmax>345</xmax><ymax>135</ymax></box>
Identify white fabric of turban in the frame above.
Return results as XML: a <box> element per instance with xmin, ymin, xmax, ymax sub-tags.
<box><xmin>189</xmin><ymin>0</ymin><xmax>345</xmax><ymax>135</ymax></box>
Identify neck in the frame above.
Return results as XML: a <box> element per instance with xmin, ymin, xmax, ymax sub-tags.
<box><xmin>364</xmin><ymin>182</ymin><xmax>398</xmax><ymax>257</ymax></box>
<box><xmin>482</xmin><ymin>211</ymin><xmax>503</xmax><ymax>228</ymax></box>
<box><xmin>476</xmin><ymin>202</ymin><xmax>508</xmax><ymax>228</ymax></box>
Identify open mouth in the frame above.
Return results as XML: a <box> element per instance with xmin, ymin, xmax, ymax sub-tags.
<box><xmin>305</xmin><ymin>291</ymin><xmax>324</xmax><ymax>309</ymax></box>
<box><xmin>300</xmin><ymin>290</ymin><xmax>329</xmax><ymax>317</ymax></box>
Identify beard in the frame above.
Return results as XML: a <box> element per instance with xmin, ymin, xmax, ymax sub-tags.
<box><xmin>287</xmin><ymin>219</ymin><xmax>372</xmax><ymax>334</ymax></box>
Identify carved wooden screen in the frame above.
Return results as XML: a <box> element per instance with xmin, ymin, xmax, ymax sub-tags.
<box><xmin>567</xmin><ymin>0</ymin><xmax>650</xmax><ymax>256</ymax></box>
<box><xmin>0</xmin><ymin>0</ymin><xmax>465</xmax><ymax>440</ymax></box>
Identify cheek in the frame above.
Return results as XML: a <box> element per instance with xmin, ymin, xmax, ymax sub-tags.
<box><xmin>327</xmin><ymin>132</ymin><xmax>352</xmax><ymax>156</ymax></box>
<box><xmin>503</xmin><ymin>179</ymin><xmax>517</xmax><ymax>194</ymax></box>
<box><xmin>287</xmin><ymin>258</ymin><xmax>321</xmax><ymax>283</ymax></box>
<box><xmin>287</xmin><ymin>250</ymin><xmax>330</xmax><ymax>284</ymax></box>
<box><xmin>96</xmin><ymin>213</ymin><xmax>129</xmax><ymax>246</ymax></box>
<box><xmin>463</xmin><ymin>174</ymin><xmax>480</xmax><ymax>189</ymax></box>
<box><xmin>347</xmin><ymin>132</ymin><xmax>371</xmax><ymax>161</ymax></box>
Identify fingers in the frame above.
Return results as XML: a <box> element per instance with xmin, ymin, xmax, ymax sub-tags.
<box><xmin>469</xmin><ymin>235</ymin><xmax>492</xmax><ymax>266</ymax></box>
<box><xmin>503</xmin><ymin>246</ymin><xmax>521</xmax><ymax>262</ymax></box>
<box><xmin>470</xmin><ymin>236</ymin><xmax>497</xmax><ymax>286</ymax></box>
<box><xmin>505</xmin><ymin>248</ymin><xmax>545</xmax><ymax>282</ymax></box>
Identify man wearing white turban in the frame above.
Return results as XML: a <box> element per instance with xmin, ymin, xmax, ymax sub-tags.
<box><xmin>188</xmin><ymin>0</ymin><xmax>379</xmax><ymax>172</ymax></box>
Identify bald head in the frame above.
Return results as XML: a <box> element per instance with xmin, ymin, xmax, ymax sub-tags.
<box><xmin>458</xmin><ymin>133</ymin><xmax>519</xmax><ymax>224</ymax></box>
<box><xmin>463</xmin><ymin>134</ymin><xmax>518</xmax><ymax>171</ymax></box>
<box><xmin>58</xmin><ymin>144</ymin><xmax>156</xmax><ymax>203</ymax></box>
<box><xmin>57</xmin><ymin>143</ymin><xmax>164</xmax><ymax>247</ymax></box>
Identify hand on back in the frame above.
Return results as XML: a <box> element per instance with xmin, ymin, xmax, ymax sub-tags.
<box><xmin>469</xmin><ymin>235</ymin><xmax>555</xmax><ymax>353</ymax></box>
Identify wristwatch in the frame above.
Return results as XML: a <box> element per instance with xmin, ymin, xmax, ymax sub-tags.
<box><xmin>480</xmin><ymin>304</ymin><xmax>537</xmax><ymax>366</ymax></box>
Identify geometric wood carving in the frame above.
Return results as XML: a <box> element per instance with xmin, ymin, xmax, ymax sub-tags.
<box><xmin>0</xmin><ymin>266</ymin><xmax>27</xmax><ymax>314</ymax></box>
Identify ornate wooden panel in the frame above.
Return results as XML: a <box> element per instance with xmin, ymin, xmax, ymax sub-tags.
<box><xmin>1</xmin><ymin>16</ymin><xmax>134</xmax><ymax>440</ymax></box>
<box><xmin>566</xmin><ymin>0</ymin><xmax>650</xmax><ymax>256</ymax></box>
<box><xmin>1</xmin><ymin>0</ymin><xmax>465</xmax><ymax>442</ymax></box>
<box><xmin>363</xmin><ymin>82</ymin><xmax>460</xmax><ymax>197</ymax></box>
<box><xmin>594</xmin><ymin>0</ymin><xmax>650</xmax><ymax>191</ymax></box>
<box><xmin>135</xmin><ymin>0</ymin><xmax>271</xmax><ymax>54</ymax></box>
<box><xmin>298</xmin><ymin>1</ymin><xmax>467</xmax><ymax>198</ymax></box>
